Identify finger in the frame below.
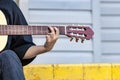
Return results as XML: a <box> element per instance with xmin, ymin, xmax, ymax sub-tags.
<box><xmin>48</xmin><ymin>26</ymin><xmax>55</xmax><ymax>34</ymax></box>
<box><xmin>54</xmin><ymin>27</ymin><xmax>59</xmax><ymax>36</ymax></box>
<box><xmin>46</xmin><ymin>35</ymin><xmax>49</xmax><ymax>41</ymax></box>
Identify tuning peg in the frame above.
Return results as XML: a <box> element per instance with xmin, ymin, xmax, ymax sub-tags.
<box><xmin>75</xmin><ymin>38</ymin><xmax>79</xmax><ymax>42</ymax></box>
<box><xmin>70</xmin><ymin>37</ymin><xmax>73</xmax><ymax>41</ymax></box>
<box><xmin>81</xmin><ymin>39</ymin><xmax>85</xmax><ymax>43</ymax></box>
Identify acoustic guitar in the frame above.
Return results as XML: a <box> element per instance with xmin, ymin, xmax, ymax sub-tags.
<box><xmin>0</xmin><ymin>10</ymin><xmax>94</xmax><ymax>51</ymax></box>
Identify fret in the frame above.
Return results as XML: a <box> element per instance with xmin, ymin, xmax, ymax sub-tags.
<box><xmin>1</xmin><ymin>25</ymin><xmax>3</xmax><ymax>34</ymax></box>
<box><xmin>14</xmin><ymin>25</ymin><xmax>16</xmax><ymax>34</ymax></box>
<box><xmin>41</xmin><ymin>27</ymin><xmax>44</xmax><ymax>34</ymax></box>
<box><xmin>13</xmin><ymin>25</ymin><xmax>16</xmax><ymax>34</ymax></box>
<box><xmin>13</xmin><ymin>25</ymin><xmax>16</xmax><ymax>35</ymax></box>
<box><xmin>31</xmin><ymin>26</ymin><xmax>33</xmax><ymax>35</ymax></box>
<box><xmin>21</xmin><ymin>26</ymin><xmax>24</xmax><ymax>35</ymax></box>
<box><xmin>36</xmin><ymin>26</ymin><xmax>42</xmax><ymax>34</ymax></box>
<box><xmin>20</xmin><ymin>25</ymin><xmax>22</xmax><ymax>34</ymax></box>
<box><xmin>28</xmin><ymin>26</ymin><xmax>29</xmax><ymax>34</ymax></box>
<box><xmin>0</xmin><ymin>25</ymin><xmax>3</xmax><ymax>34</ymax></box>
<box><xmin>11</xmin><ymin>25</ymin><xmax>13</xmax><ymax>35</ymax></box>
<box><xmin>42</xmin><ymin>26</ymin><xmax>45</xmax><ymax>35</ymax></box>
<box><xmin>41</xmin><ymin>26</ymin><xmax>43</xmax><ymax>35</ymax></box>
<box><xmin>45</xmin><ymin>26</ymin><xmax>46</xmax><ymax>34</ymax></box>
<box><xmin>37</xmin><ymin>26</ymin><xmax>39</xmax><ymax>34</ymax></box>
<box><xmin>4</xmin><ymin>25</ymin><xmax>7</xmax><ymax>34</ymax></box>
<box><xmin>40</xmin><ymin>26</ymin><xmax>43</xmax><ymax>34</ymax></box>
<box><xmin>19</xmin><ymin>25</ymin><xmax>21</xmax><ymax>34</ymax></box>
<box><xmin>1</xmin><ymin>25</ymin><xmax>2</xmax><ymax>34</ymax></box>
<box><xmin>23</xmin><ymin>26</ymin><xmax>25</xmax><ymax>34</ymax></box>
<box><xmin>26</xmin><ymin>26</ymin><xmax>28</xmax><ymax>35</ymax></box>
<box><xmin>35</xmin><ymin>26</ymin><xmax>38</xmax><ymax>34</ymax></box>
<box><xmin>4</xmin><ymin>26</ymin><xmax>9</xmax><ymax>34</ymax></box>
<box><xmin>9</xmin><ymin>25</ymin><xmax>11</xmax><ymax>34</ymax></box>
<box><xmin>28</xmin><ymin>26</ymin><xmax>32</xmax><ymax>34</ymax></box>
<box><xmin>18</xmin><ymin>25</ymin><xmax>20</xmax><ymax>34</ymax></box>
<box><xmin>30</xmin><ymin>26</ymin><xmax>32</xmax><ymax>34</ymax></box>
<box><xmin>25</xmin><ymin>26</ymin><xmax>28</xmax><ymax>34</ymax></box>
<box><xmin>11</xmin><ymin>25</ymin><xmax>13</xmax><ymax>34</ymax></box>
<box><xmin>0</xmin><ymin>26</ymin><xmax>1</xmax><ymax>34</ymax></box>
<box><xmin>35</xmin><ymin>26</ymin><xmax>37</xmax><ymax>34</ymax></box>
<box><xmin>2</xmin><ymin>27</ymin><xmax>4</xmax><ymax>34</ymax></box>
<box><xmin>37</xmin><ymin>26</ymin><xmax>40</xmax><ymax>34</ymax></box>
<box><xmin>10</xmin><ymin>26</ymin><xmax>13</xmax><ymax>35</ymax></box>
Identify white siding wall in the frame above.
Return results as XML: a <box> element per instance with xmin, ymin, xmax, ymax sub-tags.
<box><xmin>101</xmin><ymin>0</ymin><xmax>120</xmax><ymax>62</ymax></box>
<box><xmin>18</xmin><ymin>0</ymin><xmax>120</xmax><ymax>64</ymax></box>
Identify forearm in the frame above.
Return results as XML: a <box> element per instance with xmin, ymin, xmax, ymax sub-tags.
<box><xmin>23</xmin><ymin>45</ymin><xmax>49</xmax><ymax>59</ymax></box>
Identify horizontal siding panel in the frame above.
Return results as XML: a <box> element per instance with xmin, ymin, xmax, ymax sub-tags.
<box><xmin>102</xmin><ymin>42</ymin><xmax>120</xmax><ymax>54</ymax></box>
<box><xmin>29</xmin><ymin>0</ymin><xmax>91</xmax><ymax>10</ymax></box>
<box><xmin>102</xmin><ymin>29</ymin><xmax>120</xmax><ymax>41</ymax></box>
<box><xmin>31</xmin><ymin>52</ymin><xmax>93</xmax><ymax>64</ymax></box>
<box><xmin>101</xmin><ymin>16</ymin><xmax>120</xmax><ymax>28</ymax></box>
<box><xmin>101</xmin><ymin>0</ymin><xmax>120</xmax><ymax>63</ymax></box>
<box><xmin>101</xmin><ymin>8</ymin><xmax>120</xmax><ymax>15</ymax></box>
<box><xmin>101</xmin><ymin>0</ymin><xmax>120</xmax><ymax>2</ymax></box>
<box><xmin>102</xmin><ymin>55</ymin><xmax>120</xmax><ymax>62</ymax></box>
<box><xmin>33</xmin><ymin>36</ymin><xmax>93</xmax><ymax>51</ymax></box>
<box><xmin>101</xmin><ymin>3</ymin><xmax>120</xmax><ymax>15</ymax></box>
<box><xmin>29</xmin><ymin>11</ymin><xmax>92</xmax><ymax>24</ymax></box>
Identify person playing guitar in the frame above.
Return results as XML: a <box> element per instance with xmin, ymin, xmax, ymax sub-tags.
<box><xmin>0</xmin><ymin>0</ymin><xmax>94</xmax><ymax>80</ymax></box>
<box><xmin>0</xmin><ymin>0</ymin><xmax>59</xmax><ymax>80</ymax></box>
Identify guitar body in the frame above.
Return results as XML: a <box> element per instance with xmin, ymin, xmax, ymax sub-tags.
<box><xmin>0</xmin><ymin>10</ymin><xmax>8</xmax><ymax>51</ymax></box>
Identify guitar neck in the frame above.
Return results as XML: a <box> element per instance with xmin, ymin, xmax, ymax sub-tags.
<box><xmin>0</xmin><ymin>25</ymin><xmax>66</xmax><ymax>35</ymax></box>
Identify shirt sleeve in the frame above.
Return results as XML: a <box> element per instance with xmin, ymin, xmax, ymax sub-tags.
<box><xmin>11</xmin><ymin>35</ymin><xmax>36</xmax><ymax>66</ymax></box>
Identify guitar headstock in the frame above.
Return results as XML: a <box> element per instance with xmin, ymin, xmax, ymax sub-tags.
<box><xmin>65</xmin><ymin>25</ymin><xmax>94</xmax><ymax>43</ymax></box>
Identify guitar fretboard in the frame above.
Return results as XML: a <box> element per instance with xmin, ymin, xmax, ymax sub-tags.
<box><xmin>0</xmin><ymin>25</ymin><xmax>65</xmax><ymax>35</ymax></box>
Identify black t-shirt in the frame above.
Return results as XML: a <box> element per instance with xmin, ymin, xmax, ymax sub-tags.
<box><xmin>0</xmin><ymin>0</ymin><xmax>36</xmax><ymax>66</ymax></box>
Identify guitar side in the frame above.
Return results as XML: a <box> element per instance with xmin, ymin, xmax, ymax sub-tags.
<box><xmin>0</xmin><ymin>10</ymin><xmax>8</xmax><ymax>51</ymax></box>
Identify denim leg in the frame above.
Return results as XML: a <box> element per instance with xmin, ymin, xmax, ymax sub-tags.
<box><xmin>0</xmin><ymin>50</ymin><xmax>25</xmax><ymax>80</ymax></box>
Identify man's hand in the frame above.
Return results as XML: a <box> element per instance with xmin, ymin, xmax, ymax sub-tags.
<box><xmin>44</xmin><ymin>26</ymin><xmax>59</xmax><ymax>51</ymax></box>
<box><xmin>23</xmin><ymin>26</ymin><xmax>59</xmax><ymax>59</ymax></box>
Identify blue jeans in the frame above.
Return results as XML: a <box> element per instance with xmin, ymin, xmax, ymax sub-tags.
<box><xmin>0</xmin><ymin>50</ymin><xmax>25</xmax><ymax>80</ymax></box>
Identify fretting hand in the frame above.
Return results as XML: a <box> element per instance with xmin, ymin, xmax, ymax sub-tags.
<box><xmin>44</xmin><ymin>26</ymin><xmax>59</xmax><ymax>51</ymax></box>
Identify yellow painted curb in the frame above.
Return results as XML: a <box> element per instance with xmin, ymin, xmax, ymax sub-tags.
<box><xmin>24</xmin><ymin>64</ymin><xmax>53</xmax><ymax>80</ymax></box>
<box><xmin>23</xmin><ymin>64</ymin><xmax>120</xmax><ymax>80</ymax></box>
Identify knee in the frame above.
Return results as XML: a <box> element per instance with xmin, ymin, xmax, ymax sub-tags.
<box><xmin>0</xmin><ymin>50</ymin><xmax>22</xmax><ymax>66</ymax></box>
<box><xmin>0</xmin><ymin>50</ymin><xmax>18</xmax><ymax>61</ymax></box>
<box><xmin>1</xmin><ymin>50</ymin><xmax>16</xmax><ymax>56</ymax></box>
<box><xmin>2</xmin><ymin>50</ymin><xmax>15</xmax><ymax>54</ymax></box>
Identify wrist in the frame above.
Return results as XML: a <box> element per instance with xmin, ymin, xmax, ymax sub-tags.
<box><xmin>44</xmin><ymin>43</ymin><xmax>53</xmax><ymax>52</ymax></box>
